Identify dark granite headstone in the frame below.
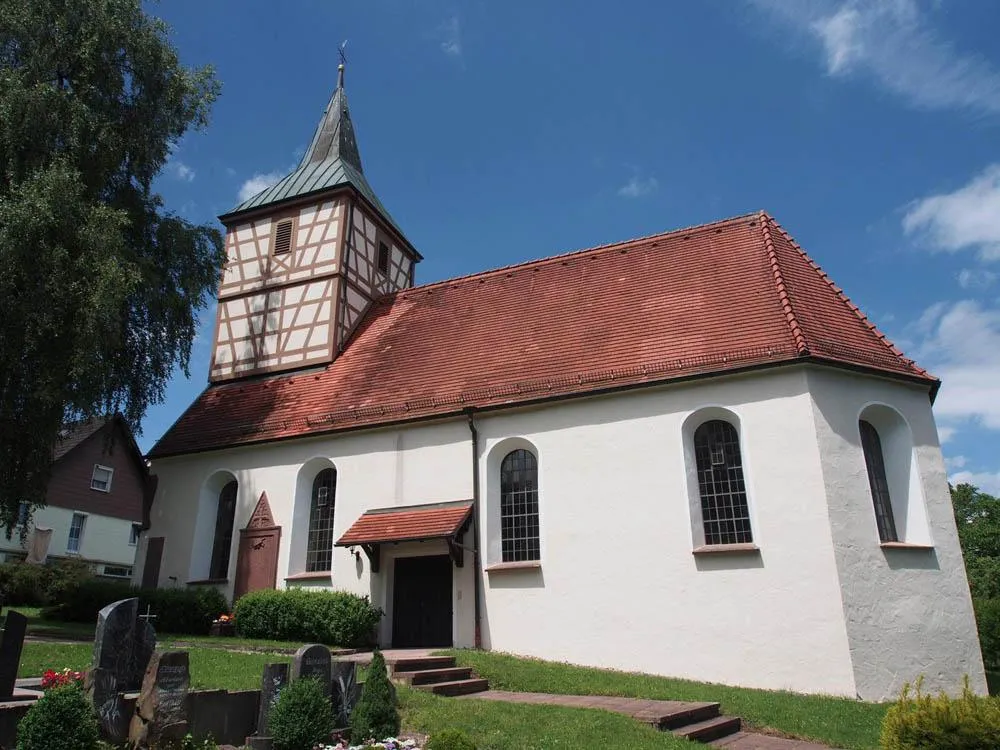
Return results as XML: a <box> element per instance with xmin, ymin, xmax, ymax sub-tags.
<box><xmin>330</xmin><ymin>660</ymin><xmax>359</xmax><ymax>728</ymax></box>
<box><xmin>128</xmin><ymin>650</ymin><xmax>190</xmax><ymax>748</ymax></box>
<box><xmin>85</xmin><ymin>597</ymin><xmax>157</xmax><ymax>742</ymax></box>
<box><xmin>0</xmin><ymin>611</ymin><xmax>28</xmax><ymax>698</ymax></box>
<box><xmin>292</xmin><ymin>644</ymin><xmax>331</xmax><ymax>699</ymax></box>
<box><xmin>256</xmin><ymin>662</ymin><xmax>288</xmax><ymax>737</ymax></box>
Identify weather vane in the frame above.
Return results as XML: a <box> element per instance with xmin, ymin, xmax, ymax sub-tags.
<box><xmin>338</xmin><ymin>40</ymin><xmax>348</xmax><ymax>67</ymax></box>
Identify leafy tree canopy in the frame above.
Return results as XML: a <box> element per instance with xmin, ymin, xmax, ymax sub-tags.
<box><xmin>951</xmin><ymin>483</ymin><xmax>1000</xmax><ymax>600</ymax></box>
<box><xmin>0</xmin><ymin>0</ymin><xmax>224</xmax><ymax>535</ymax></box>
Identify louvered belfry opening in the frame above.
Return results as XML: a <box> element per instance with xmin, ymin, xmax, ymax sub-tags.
<box><xmin>273</xmin><ymin>219</ymin><xmax>293</xmax><ymax>254</ymax></box>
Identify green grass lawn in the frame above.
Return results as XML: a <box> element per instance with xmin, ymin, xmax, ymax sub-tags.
<box><xmin>447</xmin><ymin>650</ymin><xmax>888</xmax><ymax>750</ymax></box>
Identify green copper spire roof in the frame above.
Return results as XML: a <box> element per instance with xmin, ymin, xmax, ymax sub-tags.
<box><xmin>223</xmin><ymin>64</ymin><xmax>404</xmax><ymax>236</ymax></box>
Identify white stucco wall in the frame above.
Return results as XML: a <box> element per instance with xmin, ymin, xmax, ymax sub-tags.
<box><xmin>807</xmin><ymin>368</ymin><xmax>987</xmax><ymax>699</ymax></box>
<box><xmin>140</xmin><ymin>364</ymin><xmax>983</xmax><ymax>697</ymax></box>
<box><xmin>1</xmin><ymin>506</ymin><xmax>139</xmax><ymax>568</ymax></box>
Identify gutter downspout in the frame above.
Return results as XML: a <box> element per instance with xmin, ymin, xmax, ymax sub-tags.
<box><xmin>466</xmin><ymin>409</ymin><xmax>483</xmax><ymax>649</ymax></box>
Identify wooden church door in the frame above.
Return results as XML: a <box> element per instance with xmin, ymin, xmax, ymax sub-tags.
<box><xmin>233</xmin><ymin>491</ymin><xmax>281</xmax><ymax>601</ymax></box>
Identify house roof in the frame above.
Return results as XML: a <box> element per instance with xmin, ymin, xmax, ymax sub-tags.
<box><xmin>221</xmin><ymin>65</ymin><xmax>405</xmax><ymax>238</ymax></box>
<box><xmin>53</xmin><ymin>418</ymin><xmax>108</xmax><ymax>462</ymax></box>
<box><xmin>149</xmin><ymin>211</ymin><xmax>936</xmax><ymax>459</ymax></box>
<box><xmin>336</xmin><ymin>501</ymin><xmax>474</xmax><ymax>547</ymax></box>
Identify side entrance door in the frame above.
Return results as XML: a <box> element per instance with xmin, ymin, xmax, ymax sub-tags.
<box><xmin>391</xmin><ymin>555</ymin><xmax>453</xmax><ymax>648</ymax></box>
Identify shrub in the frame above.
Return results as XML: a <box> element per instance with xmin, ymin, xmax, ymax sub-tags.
<box><xmin>973</xmin><ymin>598</ymin><xmax>999</xmax><ymax>673</ymax></box>
<box><xmin>17</xmin><ymin>684</ymin><xmax>99</xmax><ymax>750</ymax></box>
<box><xmin>42</xmin><ymin>580</ymin><xmax>227</xmax><ymax>635</ymax></box>
<box><xmin>350</xmin><ymin>651</ymin><xmax>399</xmax><ymax>744</ymax></box>
<box><xmin>426</xmin><ymin>728</ymin><xmax>477</xmax><ymax>750</ymax></box>
<box><xmin>234</xmin><ymin>588</ymin><xmax>382</xmax><ymax>646</ymax></box>
<box><xmin>0</xmin><ymin>562</ymin><xmax>55</xmax><ymax>606</ymax></box>
<box><xmin>880</xmin><ymin>677</ymin><xmax>1000</xmax><ymax>749</ymax></box>
<box><xmin>268</xmin><ymin>676</ymin><xmax>334</xmax><ymax>750</ymax></box>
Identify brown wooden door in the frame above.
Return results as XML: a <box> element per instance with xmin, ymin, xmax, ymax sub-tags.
<box><xmin>141</xmin><ymin>537</ymin><xmax>164</xmax><ymax>589</ymax></box>
<box><xmin>392</xmin><ymin>555</ymin><xmax>453</xmax><ymax>647</ymax></box>
<box><xmin>233</xmin><ymin>527</ymin><xmax>281</xmax><ymax>601</ymax></box>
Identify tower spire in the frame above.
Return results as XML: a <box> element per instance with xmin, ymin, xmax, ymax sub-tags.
<box><xmin>298</xmin><ymin>41</ymin><xmax>362</xmax><ymax>173</ymax></box>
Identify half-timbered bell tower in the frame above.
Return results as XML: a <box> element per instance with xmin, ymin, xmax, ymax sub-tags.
<box><xmin>209</xmin><ymin>63</ymin><xmax>421</xmax><ymax>381</ymax></box>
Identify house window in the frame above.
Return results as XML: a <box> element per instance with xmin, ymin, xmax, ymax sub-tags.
<box><xmin>273</xmin><ymin>219</ymin><xmax>294</xmax><ymax>254</ymax></box>
<box><xmin>91</xmin><ymin>465</ymin><xmax>114</xmax><ymax>492</ymax></box>
<box><xmin>17</xmin><ymin>502</ymin><xmax>29</xmax><ymax>527</ymax></box>
<box><xmin>306</xmin><ymin>469</ymin><xmax>336</xmax><ymax>572</ymax></box>
<box><xmin>103</xmin><ymin>564</ymin><xmax>132</xmax><ymax>578</ymax></box>
<box><xmin>129</xmin><ymin>523</ymin><xmax>142</xmax><ymax>546</ymax></box>
<box><xmin>693</xmin><ymin>420</ymin><xmax>753</xmax><ymax>545</ymax></box>
<box><xmin>859</xmin><ymin>419</ymin><xmax>899</xmax><ymax>543</ymax></box>
<box><xmin>500</xmin><ymin>449</ymin><xmax>540</xmax><ymax>562</ymax></box>
<box><xmin>377</xmin><ymin>241</ymin><xmax>389</xmax><ymax>275</ymax></box>
<box><xmin>67</xmin><ymin>513</ymin><xmax>87</xmax><ymax>554</ymax></box>
<box><xmin>208</xmin><ymin>480</ymin><xmax>238</xmax><ymax>580</ymax></box>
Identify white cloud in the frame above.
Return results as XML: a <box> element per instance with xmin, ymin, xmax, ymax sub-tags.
<box><xmin>938</xmin><ymin>426</ymin><xmax>956</xmax><ymax>444</ymax></box>
<box><xmin>944</xmin><ymin>454</ymin><xmax>967</xmax><ymax>469</ymax></box>
<box><xmin>618</xmin><ymin>176</ymin><xmax>659</xmax><ymax>199</ymax></box>
<box><xmin>173</xmin><ymin>162</ymin><xmax>195</xmax><ymax>182</ymax></box>
<box><xmin>950</xmin><ymin>470</ymin><xmax>1000</xmax><ymax>495</ymax></box>
<box><xmin>238</xmin><ymin>171</ymin><xmax>284</xmax><ymax>203</ymax></box>
<box><xmin>749</xmin><ymin>0</ymin><xmax>1000</xmax><ymax>115</ymax></box>
<box><xmin>903</xmin><ymin>165</ymin><xmax>1000</xmax><ymax>261</ymax></box>
<box><xmin>439</xmin><ymin>16</ymin><xmax>462</xmax><ymax>58</ymax></box>
<box><xmin>910</xmin><ymin>299</ymin><xmax>1000</xmax><ymax>431</ymax></box>
<box><xmin>957</xmin><ymin>268</ymin><xmax>998</xmax><ymax>289</ymax></box>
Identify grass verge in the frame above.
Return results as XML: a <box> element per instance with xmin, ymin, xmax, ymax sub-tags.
<box><xmin>447</xmin><ymin>650</ymin><xmax>887</xmax><ymax>750</ymax></box>
<box><xmin>401</xmin><ymin>686</ymin><xmax>692</xmax><ymax>750</ymax></box>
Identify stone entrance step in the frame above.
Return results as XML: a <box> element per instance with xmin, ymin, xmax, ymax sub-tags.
<box><xmin>673</xmin><ymin>715</ymin><xmax>743</xmax><ymax>743</ymax></box>
<box><xmin>388</xmin><ymin>655</ymin><xmax>457</xmax><ymax>674</ymax></box>
<box><xmin>394</xmin><ymin>666</ymin><xmax>474</xmax><ymax>685</ymax></box>
<box><xmin>418</xmin><ymin>678</ymin><xmax>491</xmax><ymax>696</ymax></box>
<box><xmin>384</xmin><ymin>654</ymin><xmax>489</xmax><ymax>697</ymax></box>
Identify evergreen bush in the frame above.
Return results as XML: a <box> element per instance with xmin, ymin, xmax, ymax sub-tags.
<box><xmin>16</xmin><ymin>684</ymin><xmax>99</xmax><ymax>750</ymax></box>
<box><xmin>426</xmin><ymin>728</ymin><xmax>477</xmax><ymax>750</ymax></box>
<box><xmin>880</xmin><ymin>677</ymin><xmax>1000</xmax><ymax>749</ymax></box>
<box><xmin>973</xmin><ymin>598</ymin><xmax>999</xmax><ymax>674</ymax></box>
<box><xmin>268</xmin><ymin>676</ymin><xmax>334</xmax><ymax>750</ymax></box>
<box><xmin>349</xmin><ymin>650</ymin><xmax>400</xmax><ymax>744</ymax></box>
<box><xmin>234</xmin><ymin>588</ymin><xmax>381</xmax><ymax>646</ymax></box>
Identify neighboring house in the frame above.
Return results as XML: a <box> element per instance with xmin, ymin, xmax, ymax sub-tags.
<box><xmin>134</xmin><ymin>64</ymin><xmax>987</xmax><ymax>701</ymax></box>
<box><xmin>3</xmin><ymin>416</ymin><xmax>151</xmax><ymax>580</ymax></box>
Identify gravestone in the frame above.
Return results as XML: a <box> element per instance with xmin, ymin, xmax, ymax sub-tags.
<box><xmin>246</xmin><ymin>662</ymin><xmax>289</xmax><ymax>749</ymax></box>
<box><xmin>331</xmin><ymin>660</ymin><xmax>360</xmax><ymax>729</ymax></box>
<box><xmin>0</xmin><ymin>611</ymin><xmax>28</xmax><ymax>699</ymax></box>
<box><xmin>85</xmin><ymin>598</ymin><xmax>157</xmax><ymax>742</ymax></box>
<box><xmin>292</xmin><ymin>644</ymin><xmax>331</xmax><ymax>699</ymax></box>
<box><xmin>129</xmin><ymin>650</ymin><xmax>191</xmax><ymax>748</ymax></box>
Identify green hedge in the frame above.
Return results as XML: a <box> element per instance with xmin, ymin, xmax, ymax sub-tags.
<box><xmin>42</xmin><ymin>581</ymin><xmax>227</xmax><ymax>635</ymax></box>
<box><xmin>0</xmin><ymin>559</ymin><xmax>94</xmax><ymax>606</ymax></box>
<box><xmin>881</xmin><ymin>679</ymin><xmax>1000</xmax><ymax>749</ymax></box>
<box><xmin>234</xmin><ymin>588</ymin><xmax>381</xmax><ymax>646</ymax></box>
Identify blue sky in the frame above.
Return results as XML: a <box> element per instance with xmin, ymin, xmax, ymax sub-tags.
<box><xmin>144</xmin><ymin>0</ymin><xmax>1000</xmax><ymax>494</ymax></box>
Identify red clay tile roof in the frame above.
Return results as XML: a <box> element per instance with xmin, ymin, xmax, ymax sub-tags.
<box><xmin>336</xmin><ymin>501</ymin><xmax>473</xmax><ymax>546</ymax></box>
<box><xmin>150</xmin><ymin>211</ymin><xmax>935</xmax><ymax>458</ymax></box>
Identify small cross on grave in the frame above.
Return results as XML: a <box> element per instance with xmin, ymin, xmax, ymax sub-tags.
<box><xmin>139</xmin><ymin>605</ymin><xmax>157</xmax><ymax>626</ymax></box>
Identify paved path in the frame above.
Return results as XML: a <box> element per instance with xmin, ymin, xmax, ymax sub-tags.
<box><xmin>711</xmin><ymin>733</ymin><xmax>835</xmax><ymax>749</ymax></box>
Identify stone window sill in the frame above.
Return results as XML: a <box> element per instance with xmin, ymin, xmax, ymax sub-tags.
<box><xmin>285</xmin><ymin>571</ymin><xmax>332</xmax><ymax>581</ymax></box>
<box><xmin>485</xmin><ymin>561</ymin><xmax>542</xmax><ymax>573</ymax></box>
<box><xmin>880</xmin><ymin>542</ymin><xmax>934</xmax><ymax>550</ymax></box>
<box><xmin>186</xmin><ymin>578</ymin><xmax>228</xmax><ymax>586</ymax></box>
<box><xmin>692</xmin><ymin>543</ymin><xmax>760</xmax><ymax>555</ymax></box>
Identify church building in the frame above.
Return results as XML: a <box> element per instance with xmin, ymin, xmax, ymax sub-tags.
<box><xmin>137</xmin><ymin>64</ymin><xmax>987</xmax><ymax>701</ymax></box>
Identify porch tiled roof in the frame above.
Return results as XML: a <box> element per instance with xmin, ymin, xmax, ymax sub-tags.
<box><xmin>149</xmin><ymin>211</ymin><xmax>936</xmax><ymax>459</ymax></box>
<box><xmin>336</xmin><ymin>501</ymin><xmax>474</xmax><ymax>547</ymax></box>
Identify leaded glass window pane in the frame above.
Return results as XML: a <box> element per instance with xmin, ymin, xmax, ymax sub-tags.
<box><xmin>859</xmin><ymin>420</ymin><xmax>898</xmax><ymax>543</ymax></box>
<box><xmin>500</xmin><ymin>449</ymin><xmax>540</xmax><ymax>562</ymax></box>
<box><xmin>209</xmin><ymin>480</ymin><xmax>238</xmax><ymax>579</ymax></box>
<box><xmin>693</xmin><ymin>421</ymin><xmax>753</xmax><ymax>545</ymax></box>
<box><xmin>307</xmin><ymin>469</ymin><xmax>337</xmax><ymax>572</ymax></box>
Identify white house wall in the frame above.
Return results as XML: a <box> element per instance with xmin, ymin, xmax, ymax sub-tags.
<box><xmin>807</xmin><ymin>368</ymin><xmax>987</xmax><ymax>699</ymax></box>
<box><xmin>1</xmin><ymin>505</ymin><xmax>138</xmax><ymax>567</ymax></box>
<box><xmin>140</xmin><ymin>365</ymin><xmax>983</xmax><ymax>697</ymax></box>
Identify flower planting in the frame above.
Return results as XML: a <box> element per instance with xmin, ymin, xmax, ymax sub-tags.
<box><xmin>40</xmin><ymin>667</ymin><xmax>85</xmax><ymax>690</ymax></box>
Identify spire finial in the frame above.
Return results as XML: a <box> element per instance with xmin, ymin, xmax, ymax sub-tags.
<box><xmin>338</xmin><ymin>40</ymin><xmax>348</xmax><ymax>89</ymax></box>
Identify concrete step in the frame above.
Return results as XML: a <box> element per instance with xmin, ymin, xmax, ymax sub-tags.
<box><xmin>388</xmin><ymin>656</ymin><xmax>457</xmax><ymax>675</ymax></box>
<box><xmin>417</xmin><ymin>678</ymin><xmax>490</xmax><ymax>697</ymax></box>
<box><xmin>652</xmin><ymin>701</ymin><xmax>721</xmax><ymax>729</ymax></box>
<box><xmin>672</xmin><ymin>715</ymin><xmax>742</xmax><ymax>744</ymax></box>
<box><xmin>394</xmin><ymin>667</ymin><xmax>474</xmax><ymax>685</ymax></box>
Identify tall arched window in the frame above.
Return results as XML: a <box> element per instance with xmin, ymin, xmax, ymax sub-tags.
<box><xmin>500</xmin><ymin>449</ymin><xmax>540</xmax><ymax>562</ymax></box>
<box><xmin>859</xmin><ymin>420</ymin><xmax>898</xmax><ymax>543</ymax></box>
<box><xmin>209</xmin><ymin>480</ymin><xmax>238</xmax><ymax>579</ymax></box>
<box><xmin>306</xmin><ymin>468</ymin><xmax>336</xmax><ymax>572</ymax></box>
<box><xmin>694</xmin><ymin>420</ymin><xmax>753</xmax><ymax>545</ymax></box>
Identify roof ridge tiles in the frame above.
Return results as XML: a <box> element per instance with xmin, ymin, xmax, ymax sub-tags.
<box><xmin>758</xmin><ymin>211</ymin><xmax>809</xmax><ymax>356</ymax></box>
<box><xmin>392</xmin><ymin>211</ymin><xmax>761</xmax><ymax>300</ymax></box>
<box><xmin>762</xmin><ymin>213</ymin><xmax>935</xmax><ymax>381</ymax></box>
